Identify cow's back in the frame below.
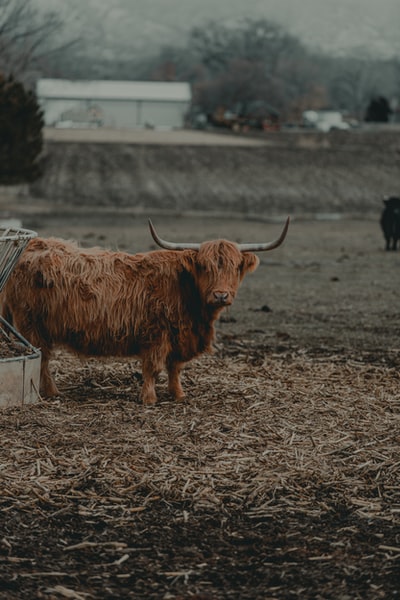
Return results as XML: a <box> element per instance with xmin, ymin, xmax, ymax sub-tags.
<box><xmin>1</xmin><ymin>237</ymin><xmax>201</xmax><ymax>358</ymax></box>
<box><xmin>2</xmin><ymin>238</ymin><xmax>154</xmax><ymax>355</ymax></box>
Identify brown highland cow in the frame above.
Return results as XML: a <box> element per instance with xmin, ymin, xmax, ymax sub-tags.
<box><xmin>1</xmin><ymin>218</ymin><xmax>289</xmax><ymax>404</ymax></box>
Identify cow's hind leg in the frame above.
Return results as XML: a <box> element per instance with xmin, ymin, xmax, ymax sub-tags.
<box><xmin>39</xmin><ymin>345</ymin><xmax>60</xmax><ymax>397</ymax></box>
<box><xmin>167</xmin><ymin>360</ymin><xmax>185</xmax><ymax>401</ymax></box>
<box><xmin>8</xmin><ymin>316</ymin><xmax>59</xmax><ymax>397</ymax></box>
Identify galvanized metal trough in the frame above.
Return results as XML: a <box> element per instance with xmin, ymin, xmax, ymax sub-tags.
<box><xmin>0</xmin><ymin>226</ymin><xmax>41</xmax><ymax>408</ymax></box>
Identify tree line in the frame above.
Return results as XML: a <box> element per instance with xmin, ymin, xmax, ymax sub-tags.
<box><xmin>143</xmin><ymin>19</ymin><xmax>399</xmax><ymax>123</ymax></box>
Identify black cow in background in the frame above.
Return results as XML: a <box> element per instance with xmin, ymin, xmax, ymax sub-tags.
<box><xmin>380</xmin><ymin>196</ymin><xmax>400</xmax><ymax>251</ymax></box>
<box><xmin>365</xmin><ymin>96</ymin><xmax>392</xmax><ymax>122</ymax></box>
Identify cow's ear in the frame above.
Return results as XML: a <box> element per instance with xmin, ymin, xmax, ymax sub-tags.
<box><xmin>180</xmin><ymin>251</ymin><xmax>197</xmax><ymax>274</ymax></box>
<box><xmin>241</xmin><ymin>252</ymin><xmax>259</xmax><ymax>275</ymax></box>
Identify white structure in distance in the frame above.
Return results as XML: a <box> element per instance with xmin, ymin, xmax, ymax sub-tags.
<box><xmin>37</xmin><ymin>79</ymin><xmax>192</xmax><ymax>130</ymax></box>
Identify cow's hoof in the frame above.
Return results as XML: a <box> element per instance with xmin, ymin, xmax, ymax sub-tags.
<box><xmin>141</xmin><ymin>394</ymin><xmax>157</xmax><ymax>405</ymax></box>
<box><xmin>40</xmin><ymin>383</ymin><xmax>60</xmax><ymax>397</ymax></box>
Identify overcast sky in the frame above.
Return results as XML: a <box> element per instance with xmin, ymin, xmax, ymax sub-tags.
<box><xmin>37</xmin><ymin>0</ymin><xmax>400</xmax><ymax>59</ymax></box>
<box><xmin>267</xmin><ymin>0</ymin><xmax>400</xmax><ymax>56</ymax></box>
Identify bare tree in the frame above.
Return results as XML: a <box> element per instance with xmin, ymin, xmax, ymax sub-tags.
<box><xmin>188</xmin><ymin>19</ymin><xmax>320</xmax><ymax>119</ymax></box>
<box><xmin>0</xmin><ymin>0</ymin><xmax>75</xmax><ymax>84</ymax></box>
<box><xmin>324</xmin><ymin>55</ymin><xmax>400</xmax><ymax>119</ymax></box>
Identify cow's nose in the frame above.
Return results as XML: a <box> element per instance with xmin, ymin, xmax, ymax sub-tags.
<box><xmin>213</xmin><ymin>291</ymin><xmax>229</xmax><ymax>303</ymax></box>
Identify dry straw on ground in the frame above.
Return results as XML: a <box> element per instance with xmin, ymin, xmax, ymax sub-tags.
<box><xmin>1</xmin><ymin>347</ymin><xmax>399</xmax><ymax>526</ymax></box>
<box><xmin>0</xmin><ymin>324</ymin><xmax>35</xmax><ymax>359</ymax></box>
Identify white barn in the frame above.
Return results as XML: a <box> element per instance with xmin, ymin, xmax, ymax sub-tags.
<box><xmin>36</xmin><ymin>79</ymin><xmax>192</xmax><ymax>129</ymax></box>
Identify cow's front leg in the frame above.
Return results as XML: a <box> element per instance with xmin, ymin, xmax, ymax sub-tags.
<box><xmin>140</xmin><ymin>357</ymin><xmax>160</xmax><ymax>405</ymax></box>
<box><xmin>167</xmin><ymin>360</ymin><xmax>185</xmax><ymax>401</ymax></box>
<box><xmin>34</xmin><ymin>343</ymin><xmax>59</xmax><ymax>397</ymax></box>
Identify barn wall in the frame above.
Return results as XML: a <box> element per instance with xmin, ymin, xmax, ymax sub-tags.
<box><xmin>41</xmin><ymin>98</ymin><xmax>190</xmax><ymax>129</ymax></box>
<box><xmin>41</xmin><ymin>99</ymin><xmax>87</xmax><ymax>126</ymax></box>
<box><xmin>139</xmin><ymin>101</ymin><xmax>189</xmax><ymax>128</ymax></box>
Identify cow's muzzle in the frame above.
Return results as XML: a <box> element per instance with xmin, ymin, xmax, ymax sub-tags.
<box><xmin>210</xmin><ymin>291</ymin><xmax>232</xmax><ymax>306</ymax></box>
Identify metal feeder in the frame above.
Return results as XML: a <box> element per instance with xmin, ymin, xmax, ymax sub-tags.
<box><xmin>0</xmin><ymin>226</ymin><xmax>41</xmax><ymax>408</ymax></box>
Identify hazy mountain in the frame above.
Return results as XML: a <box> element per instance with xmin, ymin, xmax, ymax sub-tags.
<box><xmin>35</xmin><ymin>0</ymin><xmax>400</xmax><ymax>61</ymax></box>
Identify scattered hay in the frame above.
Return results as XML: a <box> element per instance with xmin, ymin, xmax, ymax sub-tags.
<box><xmin>0</xmin><ymin>347</ymin><xmax>399</xmax><ymax>525</ymax></box>
<box><xmin>0</xmin><ymin>321</ymin><xmax>36</xmax><ymax>359</ymax></box>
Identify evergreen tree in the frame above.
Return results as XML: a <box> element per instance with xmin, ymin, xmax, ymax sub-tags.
<box><xmin>0</xmin><ymin>74</ymin><xmax>44</xmax><ymax>184</ymax></box>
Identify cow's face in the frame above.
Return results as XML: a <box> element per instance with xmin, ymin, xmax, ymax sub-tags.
<box><xmin>193</xmin><ymin>240</ymin><xmax>259</xmax><ymax>308</ymax></box>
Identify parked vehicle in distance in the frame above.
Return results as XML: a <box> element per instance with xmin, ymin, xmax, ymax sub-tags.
<box><xmin>302</xmin><ymin>110</ymin><xmax>350</xmax><ymax>132</ymax></box>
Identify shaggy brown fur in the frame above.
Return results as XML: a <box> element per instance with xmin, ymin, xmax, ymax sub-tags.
<box><xmin>1</xmin><ymin>237</ymin><xmax>259</xmax><ymax>404</ymax></box>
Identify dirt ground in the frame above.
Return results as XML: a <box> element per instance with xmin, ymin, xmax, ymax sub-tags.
<box><xmin>1</xmin><ymin>214</ymin><xmax>399</xmax><ymax>599</ymax></box>
<box><xmin>0</xmin><ymin>130</ymin><xmax>399</xmax><ymax>599</ymax></box>
<box><xmin>21</xmin><ymin>126</ymin><xmax>400</xmax><ymax>219</ymax></box>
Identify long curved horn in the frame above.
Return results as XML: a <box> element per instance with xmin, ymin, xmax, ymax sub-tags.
<box><xmin>148</xmin><ymin>219</ymin><xmax>201</xmax><ymax>250</ymax></box>
<box><xmin>238</xmin><ymin>216</ymin><xmax>290</xmax><ymax>252</ymax></box>
<box><xmin>149</xmin><ymin>216</ymin><xmax>290</xmax><ymax>252</ymax></box>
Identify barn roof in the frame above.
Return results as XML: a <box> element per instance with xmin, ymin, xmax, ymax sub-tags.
<box><xmin>37</xmin><ymin>79</ymin><xmax>191</xmax><ymax>102</ymax></box>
